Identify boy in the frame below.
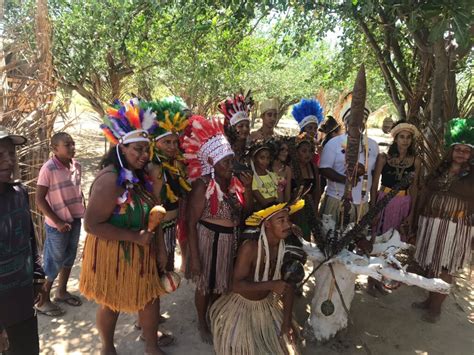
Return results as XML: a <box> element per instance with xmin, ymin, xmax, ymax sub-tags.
<box><xmin>210</xmin><ymin>200</ymin><xmax>304</xmax><ymax>354</ymax></box>
<box><xmin>0</xmin><ymin>126</ymin><xmax>46</xmax><ymax>354</ymax></box>
<box><xmin>35</xmin><ymin>132</ymin><xmax>85</xmax><ymax>316</ymax></box>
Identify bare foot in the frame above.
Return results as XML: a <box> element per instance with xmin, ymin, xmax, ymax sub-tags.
<box><xmin>144</xmin><ymin>346</ymin><xmax>166</xmax><ymax>355</ymax></box>
<box><xmin>412</xmin><ymin>299</ymin><xmax>430</xmax><ymax>310</ymax></box>
<box><xmin>198</xmin><ymin>325</ymin><xmax>213</xmax><ymax>344</ymax></box>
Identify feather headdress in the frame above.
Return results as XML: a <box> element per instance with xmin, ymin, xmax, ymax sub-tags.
<box><xmin>218</xmin><ymin>90</ymin><xmax>254</xmax><ymax>127</ymax></box>
<box><xmin>100</xmin><ymin>98</ymin><xmax>155</xmax><ymax>190</ymax></box>
<box><xmin>141</xmin><ymin>97</ymin><xmax>189</xmax><ymax>142</ymax></box>
<box><xmin>292</xmin><ymin>98</ymin><xmax>324</xmax><ymax>131</ymax></box>
<box><xmin>182</xmin><ymin>116</ymin><xmax>244</xmax><ymax>214</ymax></box>
<box><xmin>245</xmin><ymin>199</ymin><xmax>305</xmax><ymax>282</ymax></box>
<box><xmin>101</xmin><ymin>98</ymin><xmax>155</xmax><ymax>145</ymax></box>
<box><xmin>445</xmin><ymin>118</ymin><xmax>473</xmax><ymax>148</ymax></box>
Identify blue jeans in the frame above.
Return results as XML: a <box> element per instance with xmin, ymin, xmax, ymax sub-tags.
<box><xmin>43</xmin><ymin>219</ymin><xmax>81</xmax><ymax>281</ymax></box>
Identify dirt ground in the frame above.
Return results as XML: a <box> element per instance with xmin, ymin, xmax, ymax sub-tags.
<box><xmin>37</xmin><ymin>113</ymin><xmax>474</xmax><ymax>354</ymax></box>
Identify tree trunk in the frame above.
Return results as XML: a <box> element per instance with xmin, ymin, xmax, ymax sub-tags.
<box><xmin>430</xmin><ymin>39</ymin><xmax>449</xmax><ymax>135</ymax></box>
<box><xmin>0</xmin><ymin>0</ymin><xmax>8</xmax><ymax>120</ymax></box>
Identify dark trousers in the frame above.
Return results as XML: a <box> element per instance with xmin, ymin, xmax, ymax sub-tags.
<box><xmin>3</xmin><ymin>316</ymin><xmax>39</xmax><ymax>355</ymax></box>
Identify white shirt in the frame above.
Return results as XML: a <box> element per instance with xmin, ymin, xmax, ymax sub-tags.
<box><xmin>320</xmin><ymin>133</ymin><xmax>379</xmax><ymax>204</ymax></box>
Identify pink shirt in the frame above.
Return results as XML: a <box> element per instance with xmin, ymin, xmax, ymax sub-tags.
<box><xmin>37</xmin><ymin>156</ymin><xmax>85</xmax><ymax>228</ymax></box>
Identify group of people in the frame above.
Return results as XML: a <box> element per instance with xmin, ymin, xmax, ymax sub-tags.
<box><xmin>0</xmin><ymin>91</ymin><xmax>472</xmax><ymax>354</ymax></box>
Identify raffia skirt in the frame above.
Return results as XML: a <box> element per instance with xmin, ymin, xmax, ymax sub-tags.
<box><xmin>186</xmin><ymin>220</ymin><xmax>236</xmax><ymax>295</ymax></box>
<box><xmin>414</xmin><ymin>216</ymin><xmax>472</xmax><ymax>276</ymax></box>
<box><xmin>79</xmin><ymin>234</ymin><xmax>166</xmax><ymax>313</ymax></box>
<box><xmin>210</xmin><ymin>293</ymin><xmax>299</xmax><ymax>355</ymax></box>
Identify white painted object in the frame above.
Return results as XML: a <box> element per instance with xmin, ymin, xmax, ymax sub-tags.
<box><xmin>302</xmin><ymin>217</ymin><xmax>451</xmax><ymax>342</ymax></box>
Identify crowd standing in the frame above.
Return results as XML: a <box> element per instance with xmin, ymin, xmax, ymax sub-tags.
<box><xmin>0</xmin><ymin>91</ymin><xmax>472</xmax><ymax>354</ymax></box>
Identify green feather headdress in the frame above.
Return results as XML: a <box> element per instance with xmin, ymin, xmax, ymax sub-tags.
<box><xmin>141</xmin><ymin>97</ymin><xmax>188</xmax><ymax>142</ymax></box>
<box><xmin>444</xmin><ymin>118</ymin><xmax>473</xmax><ymax>148</ymax></box>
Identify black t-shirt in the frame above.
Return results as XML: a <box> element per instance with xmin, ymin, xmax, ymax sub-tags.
<box><xmin>0</xmin><ymin>183</ymin><xmax>44</xmax><ymax>328</ymax></box>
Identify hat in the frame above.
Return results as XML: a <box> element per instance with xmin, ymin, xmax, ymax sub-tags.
<box><xmin>246</xmin><ymin>199</ymin><xmax>305</xmax><ymax>227</ymax></box>
<box><xmin>260</xmin><ymin>98</ymin><xmax>279</xmax><ymax>116</ymax></box>
<box><xmin>445</xmin><ymin>118</ymin><xmax>473</xmax><ymax>148</ymax></box>
<box><xmin>100</xmin><ymin>98</ymin><xmax>155</xmax><ymax>189</ymax></box>
<box><xmin>292</xmin><ymin>98</ymin><xmax>324</xmax><ymax>131</ymax></box>
<box><xmin>141</xmin><ymin>98</ymin><xmax>188</xmax><ymax>142</ymax></box>
<box><xmin>318</xmin><ymin>116</ymin><xmax>340</xmax><ymax>134</ymax></box>
<box><xmin>390</xmin><ymin>122</ymin><xmax>420</xmax><ymax>138</ymax></box>
<box><xmin>0</xmin><ymin>126</ymin><xmax>27</xmax><ymax>145</ymax></box>
<box><xmin>245</xmin><ymin>199</ymin><xmax>305</xmax><ymax>282</ymax></box>
<box><xmin>182</xmin><ymin>116</ymin><xmax>244</xmax><ymax>215</ymax></box>
<box><xmin>218</xmin><ymin>91</ymin><xmax>254</xmax><ymax>126</ymax></box>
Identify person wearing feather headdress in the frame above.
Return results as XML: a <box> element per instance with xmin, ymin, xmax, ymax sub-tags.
<box><xmin>412</xmin><ymin>118</ymin><xmax>473</xmax><ymax>323</ymax></box>
<box><xmin>210</xmin><ymin>200</ymin><xmax>304</xmax><ymax>355</ymax></box>
<box><xmin>292</xmin><ymin>98</ymin><xmax>324</xmax><ymax>166</ymax></box>
<box><xmin>141</xmin><ymin>97</ymin><xmax>190</xmax><ymax>273</ymax></box>
<box><xmin>249</xmin><ymin>98</ymin><xmax>280</xmax><ymax>142</ymax></box>
<box><xmin>319</xmin><ymin>93</ymin><xmax>379</xmax><ymax>227</ymax></box>
<box><xmin>218</xmin><ymin>91</ymin><xmax>254</xmax><ymax>163</ymax></box>
<box><xmin>79</xmin><ymin>98</ymin><xmax>167</xmax><ymax>355</ymax></box>
<box><xmin>183</xmin><ymin>116</ymin><xmax>253</xmax><ymax>343</ymax></box>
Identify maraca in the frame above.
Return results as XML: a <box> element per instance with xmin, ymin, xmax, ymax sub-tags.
<box><xmin>147</xmin><ymin>205</ymin><xmax>167</xmax><ymax>232</ymax></box>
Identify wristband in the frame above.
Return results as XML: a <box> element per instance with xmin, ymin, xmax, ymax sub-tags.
<box><xmin>33</xmin><ymin>278</ymin><xmax>46</xmax><ymax>285</ymax></box>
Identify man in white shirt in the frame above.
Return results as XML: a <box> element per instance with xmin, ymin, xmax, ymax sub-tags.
<box><xmin>319</xmin><ymin>102</ymin><xmax>379</xmax><ymax>226</ymax></box>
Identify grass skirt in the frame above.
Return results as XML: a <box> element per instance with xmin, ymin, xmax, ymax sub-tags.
<box><xmin>210</xmin><ymin>293</ymin><xmax>299</xmax><ymax>355</ymax></box>
<box><xmin>415</xmin><ymin>216</ymin><xmax>472</xmax><ymax>276</ymax></box>
<box><xmin>79</xmin><ymin>234</ymin><xmax>166</xmax><ymax>313</ymax></box>
<box><xmin>187</xmin><ymin>221</ymin><xmax>236</xmax><ymax>295</ymax></box>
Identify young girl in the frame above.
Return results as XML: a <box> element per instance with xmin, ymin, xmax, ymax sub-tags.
<box><xmin>251</xmin><ymin>141</ymin><xmax>282</xmax><ymax>210</ymax></box>
<box><xmin>290</xmin><ymin>134</ymin><xmax>321</xmax><ymax>241</ymax></box>
<box><xmin>271</xmin><ymin>137</ymin><xmax>292</xmax><ymax>203</ymax></box>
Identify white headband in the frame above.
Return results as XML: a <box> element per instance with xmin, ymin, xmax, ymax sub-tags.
<box><xmin>298</xmin><ymin>115</ymin><xmax>319</xmax><ymax>130</ymax></box>
<box><xmin>230</xmin><ymin>111</ymin><xmax>250</xmax><ymax>126</ymax></box>
<box><xmin>154</xmin><ymin>131</ymin><xmax>174</xmax><ymax>141</ymax></box>
<box><xmin>119</xmin><ymin>129</ymin><xmax>150</xmax><ymax>144</ymax></box>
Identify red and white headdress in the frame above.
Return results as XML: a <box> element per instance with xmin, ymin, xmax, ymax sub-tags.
<box><xmin>217</xmin><ymin>91</ymin><xmax>253</xmax><ymax>127</ymax></box>
<box><xmin>182</xmin><ymin>116</ymin><xmax>245</xmax><ymax>214</ymax></box>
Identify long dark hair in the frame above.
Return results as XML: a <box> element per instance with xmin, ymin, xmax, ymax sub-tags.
<box><xmin>99</xmin><ymin>144</ymin><xmax>148</xmax><ymax>185</ymax></box>
<box><xmin>387</xmin><ymin>121</ymin><xmax>416</xmax><ymax>158</ymax></box>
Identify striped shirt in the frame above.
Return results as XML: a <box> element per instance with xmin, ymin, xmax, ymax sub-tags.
<box><xmin>37</xmin><ymin>156</ymin><xmax>85</xmax><ymax>228</ymax></box>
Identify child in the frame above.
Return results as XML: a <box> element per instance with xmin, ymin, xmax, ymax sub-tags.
<box><xmin>251</xmin><ymin>141</ymin><xmax>282</xmax><ymax>210</ymax></box>
<box><xmin>35</xmin><ymin>132</ymin><xmax>84</xmax><ymax>316</ymax></box>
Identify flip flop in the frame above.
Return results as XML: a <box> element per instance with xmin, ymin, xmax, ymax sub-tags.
<box><xmin>140</xmin><ymin>332</ymin><xmax>176</xmax><ymax>347</ymax></box>
<box><xmin>53</xmin><ymin>294</ymin><xmax>83</xmax><ymax>307</ymax></box>
<box><xmin>35</xmin><ymin>303</ymin><xmax>65</xmax><ymax>317</ymax></box>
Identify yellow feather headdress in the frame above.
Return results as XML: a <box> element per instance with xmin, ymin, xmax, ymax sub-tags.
<box><xmin>245</xmin><ymin>199</ymin><xmax>305</xmax><ymax>226</ymax></box>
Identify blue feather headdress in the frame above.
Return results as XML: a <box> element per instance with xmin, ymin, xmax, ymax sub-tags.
<box><xmin>291</xmin><ymin>98</ymin><xmax>324</xmax><ymax>131</ymax></box>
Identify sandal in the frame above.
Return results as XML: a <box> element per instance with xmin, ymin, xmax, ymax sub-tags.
<box><xmin>53</xmin><ymin>293</ymin><xmax>82</xmax><ymax>307</ymax></box>
<box><xmin>140</xmin><ymin>332</ymin><xmax>176</xmax><ymax>347</ymax></box>
<box><xmin>35</xmin><ymin>303</ymin><xmax>65</xmax><ymax>317</ymax></box>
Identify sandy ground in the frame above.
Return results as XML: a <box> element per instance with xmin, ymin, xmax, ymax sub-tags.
<box><xmin>38</xmin><ymin>113</ymin><xmax>474</xmax><ymax>354</ymax></box>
